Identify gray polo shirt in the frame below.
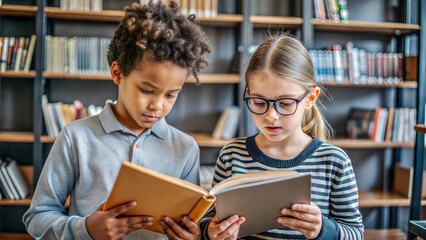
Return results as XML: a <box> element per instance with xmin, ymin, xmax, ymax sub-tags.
<box><xmin>23</xmin><ymin>103</ymin><xmax>200</xmax><ymax>240</ymax></box>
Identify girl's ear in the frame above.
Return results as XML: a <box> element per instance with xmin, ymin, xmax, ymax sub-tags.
<box><xmin>110</xmin><ymin>61</ymin><xmax>123</xmax><ymax>85</ymax></box>
<box><xmin>305</xmin><ymin>87</ymin><xmax>320</xmax><ymax>109</ymax></box>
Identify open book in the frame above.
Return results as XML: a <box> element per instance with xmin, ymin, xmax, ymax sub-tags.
<box><xmin>104</xmin><ymin>161</ymin><xmax>311</xmax><ymax>236</ymax></box>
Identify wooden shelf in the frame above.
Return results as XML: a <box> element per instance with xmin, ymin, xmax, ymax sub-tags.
<box><xmin>364</xmin><ymin>229</ymin><xmax>406</xmax><ymax>240</ymax></box>
<box><xmin>329</xmin><ymin>138</ymin><xmax>414</xmax><ymax>149</ymax></box>
<box><xmin>43</xmin><ymin>72</ymin><xmax>111</xmax><ymax>81</ymax></box>
<box><xmin>415</xmin><ymin>124</ymin><xmax>426</xmax><ymax>133</ymax></box>
<box><xmin>0</xmin><ymin>197</ymin><xmax>32</xmax><ymax>206</ymax></box>
<box><xmin>0</xmin><ymin>71</ymin><xmax>36</xmax><ymax>78</ymax></box>
<box><xmin>187</xmin><ymin>74</ymin><xmax>240</xmax><ymax>84</ymax></box>
<box><xmin>43</xmin><ymin>72</ymin><xmax>240</xmax><ymax>84</ymax></box>
<box><xmin>0</xmin><ymin>132</ymin><xmax>34</xmax><ymax>143</ymax></box>
<box><xmin>0</xmin><ymin>5</ymin><xmax>38</xmax><ymax>17</ymax></box>
<box><xmin>359</xmin><ymin>190</ymin><xmax>426</xmax><ymax>207</ymax></box>
<box><xmin>0</xmin><ymin>233</ymin><xmax>34</xmax><ymax>240</ymax></box>
<box><xmin>312</xmin><ymin>19</ymin><xmax>420</xmax><ymax>35</ymax></box>
<box><xmin>45</xmin><ymin>7</ymin><xmax>242</xmax><ymax>26</ymax></box>
<box><xmin>250</xmin><ymin>16</ymin><xmax>303</xmax><ymax>28</ymax></box>
<box><xmin>188</xmin><ymin>133</ymin><xmax>233</xmax><ymax>147</ymax></box>
<box><xmin>322</xmin><ymin>81</ymin><xmax>417</xmax><ymax>89</ymax></box>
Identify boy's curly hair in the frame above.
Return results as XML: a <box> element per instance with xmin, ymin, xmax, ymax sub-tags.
<box><xmin>107</xmin><ymin>0</ymin><xmax>211</xmax><ymax>82</ymax></box>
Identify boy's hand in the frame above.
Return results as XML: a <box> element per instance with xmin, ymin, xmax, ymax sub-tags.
<box><xmin>86</xmin><ymin>201</ymin><xmax>153</xmax><ymax>240</ymax></box>
<box><xmin>160</xmin><ymin>216</ymin><xmax>201</xmax><ymax>240</ymax></box>
<box><xmin>208</xmin><ymin>215</ymin><xmax>246</xmax><ymax>240</ymax></box>
<box><xmin>277</xmin><ymin>202</ymin><xmax>322</xmax><ymax>239</ymax></box>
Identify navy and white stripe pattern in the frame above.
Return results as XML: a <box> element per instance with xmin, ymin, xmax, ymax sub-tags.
<box><xmin>213</xmin><ymin>135</ymin><xmax>364</xmax><ymax>239</ymax></box>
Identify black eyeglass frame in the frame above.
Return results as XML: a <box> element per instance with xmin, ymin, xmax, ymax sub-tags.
<box><xmin>243</xmin><ymin>87</ymin><xmax>310</xmax><ymax>116</ymax></box>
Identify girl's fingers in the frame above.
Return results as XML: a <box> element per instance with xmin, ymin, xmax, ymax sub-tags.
<box><xmin>280</xmin><ymin>209</ymin><xmax>319</xmax><ymax>223</ymax></box>
<box><xmin>277</xmin><ymin>216</ymin><xmax>318</xmax><ymax>231</ymax></box>
<box><xmin>215</xmin><ymin>217</ymin><xmax>245</xmax><ymax>239</ymax></box>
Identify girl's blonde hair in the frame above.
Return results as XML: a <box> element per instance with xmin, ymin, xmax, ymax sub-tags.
<box><xmin>245</xmin><ymin>34</ymin><xmax>333</xmax><ymax>141</ymax></box>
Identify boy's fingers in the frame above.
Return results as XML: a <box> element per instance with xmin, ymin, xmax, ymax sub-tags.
<box><xmin>181</xmin><ymin>216</ymin><xmax>200</xmax><ymax>234</ymax></box>
<box><xmin>163</xmin><ymin>217</ymin><xmax>194</xmax><ymax>238</ymax></box>
<box><xmin>108</xmin><ymin>201</ymin><xmax>137</xmax><ymax>217</ymax></box>
<box><xmin>161</xmin><ymin>220</ymin><xmax>179</xmax><ymax>240</ymax></box>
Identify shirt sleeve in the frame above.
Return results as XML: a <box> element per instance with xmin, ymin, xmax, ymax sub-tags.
<box><xmin>325</xmin><ymin>157</ymin><xmax>364</xmax><ymax>239</ymax></box>
<box><xmin>22</xmin><ymin>128</ymin><xmax>93</xmax><ymax>240</ymax></box>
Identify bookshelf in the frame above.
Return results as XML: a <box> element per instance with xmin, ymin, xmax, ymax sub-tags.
<box><xmin>1</xmin><ymin>0</ymin><xmax>424</xmax><ymax>238</ymax></box>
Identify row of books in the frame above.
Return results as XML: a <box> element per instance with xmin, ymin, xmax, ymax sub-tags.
<box><xmin>45</xmin><ymin>36</ymin><xmax>111</xmax><ymax>75</ymax></box>
<box><xmin>59</xmin><ymin>0</ymin><xmax>102</xmax><ymax>11</ymax></box>
<box><xmin>313</xmin><ymin>0</ymin><xmax>349</xmax><ymax>22</ymax></box>
<box><xmin>0</xmin><ymin>158</ymin><xmax>29</xmax><ymax>200</ymax></box>
<box><xmin>141</xmin><ymin>0</ymin><xmax>218</xmax><ymax>18</ymax></box>
<box><xmin>346</xmin><ymin>107</ymin><xmax>416</xmax><ymax>143</ymax></box>
<box><xmin>0</xmin><ymin>36</ymin><xmax>36</xmax><ymax>73</ymax></box>
<box><xmin>212</xmin><ymin>105</ymin><xmax>240</xmax><ymax>140</ymax></box>
<box><xmin>42</xmin><ymin>95</ymin><xmax>107</xmax><ymax>137</ymax></box>
<box><xmin>309</xmin><ymin>44</ymin><xmax>404</xmax><ymax>84</ymax></box>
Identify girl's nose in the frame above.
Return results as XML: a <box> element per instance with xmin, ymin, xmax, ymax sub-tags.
<box><xmin>265</xmin><ymin>105</ymin><xmax>279</xmax><ymax>121</ymax></box>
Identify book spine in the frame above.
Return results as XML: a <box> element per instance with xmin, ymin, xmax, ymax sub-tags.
<box><xmin>187</xmin><ymin>195</ymin><xmax>217</xmax><ymax>223</ymax></box>
<box><xmin>24</xmin><ymin>35</ymin><xmax>37</xmax><ymax>72</ymax></box>
<box><xmin>337</xmin><ymin>0</ymin><xmax>349</xmax><ymax>22</ymax></box>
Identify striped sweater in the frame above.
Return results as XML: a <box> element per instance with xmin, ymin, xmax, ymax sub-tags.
<box><xmin>211</xmin><ymin>135</ymin><xmax>364</xmax><ymax>239</ymax></box>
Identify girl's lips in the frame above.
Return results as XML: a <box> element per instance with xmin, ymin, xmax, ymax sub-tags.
<box><xmin>265</xmin><ymin>126</ymin><xmax>282</xmax><ymax>133</ymax></box>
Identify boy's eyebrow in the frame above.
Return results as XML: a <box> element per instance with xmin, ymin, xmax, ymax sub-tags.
<box><xmin>141</xmin><ymin>82</ymin><xmax>182</xmax><ymax>92</ymax></box>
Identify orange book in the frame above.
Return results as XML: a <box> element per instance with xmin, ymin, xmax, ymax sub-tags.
<box><xmin>104</xmin><ymin>161</ymin><xmax>310</xmax><ymax>237</ymax></box>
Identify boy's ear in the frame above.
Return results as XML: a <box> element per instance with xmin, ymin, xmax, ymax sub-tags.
<box><xmin>305</xmin><ymin>87</ymin><xmax>320</xmax><ymax>109</ymax></box>
<box><xmin>110</xmin><ymin>61</ymin><xmax>123</xmax><ymax>85</ymax></box>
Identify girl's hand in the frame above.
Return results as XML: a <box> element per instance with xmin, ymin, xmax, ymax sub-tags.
<box><xmin>208</xmin><ymin>215</ymin><xmax>246</xmax><ymax>240</ymax></box>
<box><xmin>86</xmin><ymin>201</ymin><xmax>153</xmax><ymax>240</ymax></box>
<box><xmin>160</xmin><ymin>216</ymin><xmax>201</xmax><ymax>240</ymax></box>
<box><xmin>277</xmin><ymin>202</ymin><xmax>322</xmax><ymax>239</ymax></box>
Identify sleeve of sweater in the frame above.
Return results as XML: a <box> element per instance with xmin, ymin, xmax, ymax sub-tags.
<box><xmin>22</xmin><ymin>129</ymin><xmax>93</xmax><ymax>240</ymax></box>
<box><xmin>322</xmin><ymin>156</ymin><xmax>364</xmax><ymax>239</ymax></box>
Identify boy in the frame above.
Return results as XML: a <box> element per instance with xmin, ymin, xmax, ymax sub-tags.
<box><xmin>23</xmin><ymin>1</ymin><xmax>211</xmax><ymax>239</ymax></box>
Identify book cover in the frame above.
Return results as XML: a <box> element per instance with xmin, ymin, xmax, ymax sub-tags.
<box><xmin>104</xmin><ymin>162</ymin><xmax>310</xmax><ymax>237</ymax></box>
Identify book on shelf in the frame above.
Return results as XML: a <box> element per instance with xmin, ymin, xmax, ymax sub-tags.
<box><xmin>337</xmin><ymin>0</ymin><xmax>349</xmax><ymax>21</ymax></box>
<box><xmin>104</xmin><ymin>161</ymin><xmax>311</xmax><ymax>237</ymax></box>
<box><xmin>346</xmin><ymin>107</ymin><xmax>416</xmax><ymax>143</ymax></box>
<box><xmin>212</xmin><ymin>105</ymin><xmax>240</xmax><ymax>140</ymax></box>
<box><xmin>5</xmin><ymin>159</ymin><xmax>29</xmax><ymax>199</ymax></box>
<box><xmin>0</xmin><ymin>158</ymin><xmax>29</xmax><ymax>200</ymax></box>
<box><xmin>313</xmin><ymin>0</ymin><xmax>347</xmax><ymax>22</ymax></box>
<box><xmin>310</xmin><ymin>43</ymin><xmax>404</xmax><ymax>84</ymax></box>
<box><xmin>41</xmin><ymin>95</ymin><xmax>107</xmax><ymax>137</ymax></box>
<box><xmin>0</xmin><ymin>159</ymin><xmax>16</xmax><ymax>200</ymax></box>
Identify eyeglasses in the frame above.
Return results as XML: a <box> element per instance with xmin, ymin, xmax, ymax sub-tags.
<box><xmin>243</xmin><ymin>89</ymin><xmax>310</xmax><ymax>116</ymax></box>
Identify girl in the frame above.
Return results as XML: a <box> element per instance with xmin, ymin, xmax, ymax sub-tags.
<box><xmin>204</xmin><ymin>34</ymin><xmax>364</xmax><ymax>239</ymax></box>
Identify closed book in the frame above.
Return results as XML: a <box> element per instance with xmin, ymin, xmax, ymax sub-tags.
<box><xmin>5</xmin><ymin>159</ymin><xmax>29</xmax><ymax>199</ymax></box>
<box><xmin>0</xmin><ymin>160</ymin><xmax>20</xmax><ymax>200</ymax></box>
<box><xmin>0</xmin><ymin>160</ymin><xmax>15</xmax><ymax>199</ymax></box>
<box><xmin>104</xmin><ymin>161</ymin><xmax>310</xmax><ymax>237</ymax></box>
<box><xmin>23</xmin><ymin>35</ymin><xmax>36</xmax><ymax>71</ymax></box>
